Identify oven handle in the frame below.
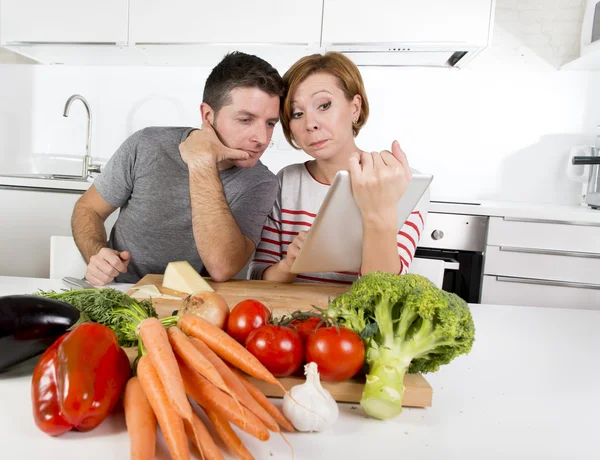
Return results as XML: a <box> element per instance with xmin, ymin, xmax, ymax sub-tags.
<box><xmin>495</xmin><ymin>276</ymin><xmax>600</xmax><ymax>291</ymax></box>
<box><xmin>444</xmin><ymin>260</ymin><xmax>460</xmax><ymax>271</ymax></box>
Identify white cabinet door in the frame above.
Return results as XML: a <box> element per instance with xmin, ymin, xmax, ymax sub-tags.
<box><xmin>484</xmin><ymin>246</ymin><xmax>600</xmax><ymax>286</ymax></box>
<box><xmin>321</xmin><ymin>0</ymin><xmax>492</xmax><ymax>45</ymax></box>
<box><xmin>0</xmin><ymin>0</ymin><xmax>129</xmax><ymax>44</ymax></box>
<box><xmin>129</xmin><ymin>0</ymin><xmax>322</xmax><ymax>45</ymax></box>
<box><xmin>0</xmin><ymin>187</ymin><xmax>117</xmax><ymax>278</ymax></box>
<box><xmin>487</xmin><ymin>217</ymin><xmax>600</xmax><ymax>254</ymax></box>
<box><xmin>481</xmin><ymin>275</ymin><xmax>600</xmax><ymax>310</ymax></box>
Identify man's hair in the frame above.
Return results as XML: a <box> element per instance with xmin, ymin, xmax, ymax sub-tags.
<box><xmin>281</xmin><ymin>52</ymin><xmax>369</xmax><ymax>150</ymax></box>
<box><xmin>203</xmin><ymin>52</ymin><xmax>285</xmax><ymax>114</ymax></box>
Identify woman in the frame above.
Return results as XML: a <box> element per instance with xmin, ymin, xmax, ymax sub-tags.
<box><xmin>248</xmin><ymin>52</ymin><xmax>427</xmax><ymax>284</ymax></box>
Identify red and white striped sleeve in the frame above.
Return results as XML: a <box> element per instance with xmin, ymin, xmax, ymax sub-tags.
<box><xmin>248</xmin><ymin>196</ymin><xmax>284</xmax><ymax>280</ymax></box>
<box><xmin>397</xmin><ymin>195</ymin><xmax>428</xmax><ymax>274</ymax></box>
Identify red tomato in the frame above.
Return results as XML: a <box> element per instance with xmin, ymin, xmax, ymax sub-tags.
<box><xmin>289</xmin><ymin>317</ymin><xmax>323</xmax><ymax>342</ymax></box>
<box><xmin>226</xmin><ymin>299</ymin><xmax>271</xmax><ymax>344</ymax></box>
<box><xmin>305</xmin><ymin>327</ymin><xmax>365</xmax><ymax>382</ymax></box>
<box><xmin>245</xmin><ymin>325</ymin><xmax>304</xmax><ymax>377</ymax></box>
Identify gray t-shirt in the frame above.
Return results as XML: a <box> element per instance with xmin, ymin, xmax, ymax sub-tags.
<box><xmin>94</xmin><ymin>126</ymin><xmax>278</xmax><ymax>283</ymax></box>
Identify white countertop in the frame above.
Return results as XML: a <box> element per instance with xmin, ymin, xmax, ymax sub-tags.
<box><xmin>0</xmin><ymin>174</ymin><xmax>91</xmax><ymax>192</ymax></box>
<box><xmin>429</xmin><ymin>199</ymin><xmax>600</xmax><ymax>224</ymax></box>
<box><xmin>1</xmin><ymin>276</ymin><xmax>598</xmax><ymax>459</ymax></box>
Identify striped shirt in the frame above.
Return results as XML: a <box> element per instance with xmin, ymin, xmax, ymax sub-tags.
<box><xmin>247</xmin><ymin>163</ymin><xmax>428</xmax><ymax>285</ymax></box>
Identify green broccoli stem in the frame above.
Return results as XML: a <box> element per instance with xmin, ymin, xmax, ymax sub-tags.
<box><xmin>359</xmin><ymin>293</ymin><xmax>412</xmax><ymax>420</ymax></box>
<box><xmin>361</xmin><ymin>353</ymin><xmax>410</xmax><ymax>420</ymax></box>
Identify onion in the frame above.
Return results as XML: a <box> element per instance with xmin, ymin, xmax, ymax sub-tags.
<box><xmin>180</xmin><ymin>291</ymin><xmax>230</xmax><ymax>329</ymax></box>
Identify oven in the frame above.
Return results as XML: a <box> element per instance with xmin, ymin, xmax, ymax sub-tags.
<box><xmin>415</xmin><ymin>212</ymin><xmax>489</xmax><ymax>303</ymax></box>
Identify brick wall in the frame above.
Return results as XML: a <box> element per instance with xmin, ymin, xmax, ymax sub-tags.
<box><xmin>494</xmin><ymin>0</ymin><xmax>586</xmax><ymax>68</ymax></box>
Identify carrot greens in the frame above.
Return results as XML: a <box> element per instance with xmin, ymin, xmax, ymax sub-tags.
<box><xmin>35</xmin><ymin>288</ymin><xmax>177</xmax><ymax>347</ymax></box>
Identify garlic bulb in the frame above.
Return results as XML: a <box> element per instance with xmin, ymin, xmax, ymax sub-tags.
<box><xmin>282</xmin><ymin>362</ymin><xmax>339</xmax><ymax>432</ymax></box>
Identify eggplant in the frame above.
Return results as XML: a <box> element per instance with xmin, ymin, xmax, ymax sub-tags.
<box><xmin>0</xmin><ymin>295</ymin><xmax>81</xmax><ymax>372</ymax></box>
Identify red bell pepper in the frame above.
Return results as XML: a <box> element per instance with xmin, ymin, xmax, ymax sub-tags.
<box><xmin>31</xmin><ymin>322</ymin><xmax>131</xmax><ymax>436</ymax></box>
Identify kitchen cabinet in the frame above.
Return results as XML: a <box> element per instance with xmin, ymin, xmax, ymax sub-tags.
<box><xmin>0</xmin><ymin>187</ymin><xmax>117</xmax><ymax>278</ymax></box>
<box><xmin>321</xmin><ymin>0</ymin><xmax>492</xmax><ymax>46</ymax></box>
<box><xmin>481</xmin><ymin>217</ymin><xmax>600</xmax><ymax>310</ymax></box>
<box><xmin>0</xmin><ymin>0</ymin><xmax>129</xmax><ymax>44</ymax></box>
<box><xmin>129</xmin><ymin>0</ymin><xmax>322</xmax><ymax>46</ymax></box>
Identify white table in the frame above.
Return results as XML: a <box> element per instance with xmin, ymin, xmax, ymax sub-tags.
<box><xmin>1</xmin><ymin>277</ymin><xmax>599</xmax><ymax>460</ymax></box>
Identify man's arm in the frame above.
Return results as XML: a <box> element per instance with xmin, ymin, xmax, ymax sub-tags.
<box><xmin>188</xmin><ymin>159</ymin><xmax>255</xmax><ymax>282</ymax></box>
<box><xmin>72</xmin><ymin>185</ymin><xmax>130</xmax><ymax>285</ymax></box>
<box><xmin>72</xmin><ymin>185</ymin><xmax>115</xmax><ymax>261</ymax></box>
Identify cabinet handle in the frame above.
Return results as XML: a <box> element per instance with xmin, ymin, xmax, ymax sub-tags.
<box><xmin>495</xmin><ymin>276</ymin><xmax>600</xmax><ymax>291</ymax></box>
<box><xmin>502</xmin><ymin>217</ymin><xmax>600</xmax><ymax>227</ymax></box>
<box><xmin>499</xmin><ymin>246</ymin><xmax>600</xmax><ymax>260</ymax></box>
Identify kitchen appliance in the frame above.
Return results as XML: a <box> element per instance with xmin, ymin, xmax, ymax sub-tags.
<box><xmin>415</xmin><ymin>212</ymin><xmax>488</xmax><ymax>304</ymax></box>
<box><xmin>323</xmin><ymin>0</ymin><xmax>496</xmax><ymax>68</ymax></box>
<box><xmin>568</xmin><ymin>137</ymin><xmax>600</xmax><ymax>209</ymax></box>
<box><xmin>580</xmin><ymin>0</ymin><xmax>600</xmax><ymax>59</ymax></box>
<box><xmin>571</xmin><ymin>154</ymin><xmax>600</xmax><ymax>209</ymax></box>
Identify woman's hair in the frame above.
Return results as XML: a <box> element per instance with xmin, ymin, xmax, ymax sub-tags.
<box><xmin>281</xmin><ymin>51</ymin><xmax>369</xmax><ymax>150</ymax></box>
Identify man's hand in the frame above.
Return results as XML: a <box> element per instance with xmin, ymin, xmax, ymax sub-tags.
<box><xmin>348</xmin><ymin>140</ymin><xmax>412</xmax><ymax>224</ymax></box>
<box><xmin>179</xmin><ymin>123</ymin><xmax>250</xmax><ymax>166</ymax></box>
<box><xmin>279</xmin><ymin>231</ymin><xmax>308</xmax><ymax>272</ymax></box>
<box><xmin>85</xmin><ymin>249</ymin><xmax>130</xmax><ymax>286</ymax></box>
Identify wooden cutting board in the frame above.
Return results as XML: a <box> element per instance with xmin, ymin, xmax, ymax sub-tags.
<box><xmin>131</xmin><ymin>274</ymin><xmax>351</xmax><ymax>317</ymax></box>
<box><xmin>246</xmin><ymin>373</ymin><xmax>432</xmax><ymax>407</ymax></box>
<box><xmin>129</xmin><ymin>274</ymin><xmax>433</xmax><ymax>408</ymax></box>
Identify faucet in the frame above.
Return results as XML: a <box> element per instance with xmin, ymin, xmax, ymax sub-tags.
<box><xmin>63</xmin><ymin>94</ymin><xmax>102</xmax><ymax>179</ymax></box>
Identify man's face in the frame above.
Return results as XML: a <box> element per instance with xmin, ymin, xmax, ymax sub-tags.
<box><xmin>209</xmin><ymin>87</ymin><xmax>280</xmax><ymax>168</ymax></box>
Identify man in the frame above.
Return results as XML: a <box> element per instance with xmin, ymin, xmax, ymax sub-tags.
<box><xmin>71</xmin><ymin>52</ymin><xmax>283</xmax><ymax>285</ymax></box>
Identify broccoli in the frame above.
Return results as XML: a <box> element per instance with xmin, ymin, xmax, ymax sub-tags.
<box><xmin>325</xmin><ymin>271</ymin><xmax>475</xmax><ymax>420</ymax></box>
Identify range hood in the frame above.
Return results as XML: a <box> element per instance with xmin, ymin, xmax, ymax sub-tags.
<box><xmin>325</xmin><ymin>45</ymin><xmax>478</xmax><ymax>69</ymax></box>
<box><xmin>321</xmin><ymin>0</ymin><xmax>496</xmax><ymax>69</ymax></box>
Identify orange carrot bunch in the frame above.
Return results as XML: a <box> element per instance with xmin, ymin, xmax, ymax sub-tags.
<box><xmin>124</xmin><ymin>314</ymin><xmax>295</xmax><ymax>460</ymax></box>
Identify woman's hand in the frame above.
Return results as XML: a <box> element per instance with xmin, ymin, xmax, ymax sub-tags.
<box><xmin>262</xmin><ymin>231</ymin><xmax>308</xmax><ymax>282</ymax></box>
<box><xmin>280</xmin><ymin>231</ymin><xmax>308</xmax><ymax>272</ymax></box>
<box><xmin>348</xmin><ymin>140</ymin><xmax>412</xmax><ymax>226</ymax></box>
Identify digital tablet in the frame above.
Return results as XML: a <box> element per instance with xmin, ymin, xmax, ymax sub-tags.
<box><xmin>290</xmin><ymin>171</ymin><xmax>433</xmax><ymax>274</ymax></box>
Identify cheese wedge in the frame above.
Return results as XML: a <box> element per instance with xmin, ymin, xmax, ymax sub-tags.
<box><xmin>131</xmin><ymin>285</ymin><xmax>162</xmax><ymax>297</ymax></box>
<box><xmin>163</xmin><ymin>261</ymin><xmax>214</xmax><ymax>294</ymax></box>
<box><xmin>130</xmin><ymin>285</ymin><xmax>183</xmax><ymax>300</ymax></box>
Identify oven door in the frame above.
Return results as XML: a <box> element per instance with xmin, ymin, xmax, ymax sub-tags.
<box><xmin>416</xmin><ymin>212</ymin><xmax>488</xmax><ymax>304</ymax></box>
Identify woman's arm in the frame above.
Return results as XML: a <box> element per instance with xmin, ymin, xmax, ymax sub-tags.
<box><xmin>247</xmin><ymin>212</ymin><xmax>287</xmax><ymax>280</ymax></box>
<box><xmin>360</xmin><ymin>211</ymin><xmax>403</xmax><ymax>275</ymax></box>
<box><xmin>350</xmin><ymin>141</ymin><xmax>414</xmax><ymax>276</ymax></box>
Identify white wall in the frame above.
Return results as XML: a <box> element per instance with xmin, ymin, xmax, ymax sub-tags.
<box><xmin>0</xmin><ymin>0</ymin><xmax>598</xmax><ymax>206</ymax></box>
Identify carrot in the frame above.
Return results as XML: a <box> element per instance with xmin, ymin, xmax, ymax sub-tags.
<box><xmin>184</xmin><ymin>412</ymin><xmax>224</xmax><ymax>460</ymax></box>
<box><xmin>167</xmin><ymin>326</ymin><xmax>234</xmax><ymax>398</ymax></box>
<box><xmin>139</xmin><ymin>318</ymin><xmax>192</xmax><ymax>421</ymax></box>
<box><xmin>178</xmin><ymin>314</ymin><xmax>281</xmax><ymax>388</ymax></box>
<box><xmin>205</xmin><ymin>408</ymin><xmax>254</xmax><ymax>460</ymax></box>
<box><xmin>189</xmin><ymin>337</ymin><xmax>280</xmax><ymax>432</ymax></box>
<box><xmin>229</xmin><ymin>366</ymin><xmax>295</xmax><ymax>432</ymax></box>
<box><xmin>136</xmin><ymin>354</ymin><xmax>190</xmax><ymax>460</ymax></box>
<box><xmin>124</xmin><ymin>376</ymin><xmax>157</xmax><ymax>460</ymax></box>
<box><xmin>178</xmin><ymin>358</ymin><xmax>270</xmax><ymax>441</ymax></box>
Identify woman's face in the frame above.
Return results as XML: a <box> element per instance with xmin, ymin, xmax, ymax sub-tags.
<box><xmin>289</xmin><ymin>72</ymin><xmax>361</xmax><ymax>160</ymax></box>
